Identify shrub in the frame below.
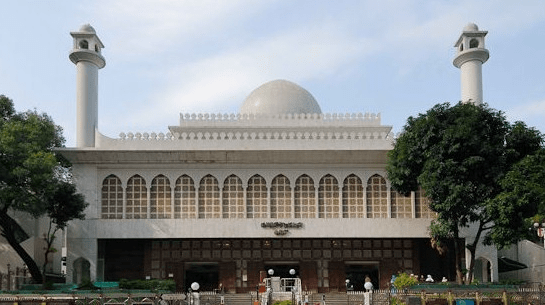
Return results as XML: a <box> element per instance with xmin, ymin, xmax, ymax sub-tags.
<box><xmin>272</xmin><ymin>301</ymin><xmax>292</xmax><ymax>305</ymax></box>
<box><xmin>393</xmin><ymin>273</ymin><xmax>419</xmax><ymax>290</ymax></box>
<box><xmin>119</xmin><ymin>279</ymin><xmax>175</xmax><ymax>292</ymax></box>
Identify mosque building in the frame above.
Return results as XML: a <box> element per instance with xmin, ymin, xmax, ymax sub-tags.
<box><xmin>59</xmin><ymin>23</ymin><xmax>497</xmax><ymax>292</ymax></box>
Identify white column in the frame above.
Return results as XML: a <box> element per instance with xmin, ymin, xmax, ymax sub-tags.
<box><xmin>75</xmin><ymin>62</ymin><xmax>99</xmax><ymax>147</ymax></box>
<box><xmin>460</xmin><ymin>60</ymin><xmax>484</xmax><ymax>105</ymax></box>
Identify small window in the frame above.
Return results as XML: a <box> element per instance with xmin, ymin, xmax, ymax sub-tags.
<box><xmin>459</xmin><ymin>44</ymin><xmax>464</xmax><ymax>52</ymax></box>
<box><xmin>95</xmin><ymin>45</ymin><xmax>99</xmax><ymax>52</ymax></box>
<box><xmin>470</xmin><ymin>38</ymin><xmax>479</xmax><ymax>48</ymax></box>
<box><xmin>79</xmin><ymin>40</ymin><xmax>89</xmax><ymax>49</ymax></box>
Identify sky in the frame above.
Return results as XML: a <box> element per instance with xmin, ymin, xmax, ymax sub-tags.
<box><xmin>1</xmin><ymin>0</ymin><xmax>545</xmax><ymax>147</ymax></box>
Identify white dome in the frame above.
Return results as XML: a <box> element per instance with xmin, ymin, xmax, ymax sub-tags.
<box><xmin>464</xmin><ymin>23</ymin><xmax>479</xmax><ymax>31</ymax></box>
<box><xmin>79</xmin><ymin>24</ymin><xmax>96</xmax><ymax>33</ymax></box>
<box><xmin>240</xmin><ymin>79</ymin><xmax>322</xmax><ymax>115</ymax></box>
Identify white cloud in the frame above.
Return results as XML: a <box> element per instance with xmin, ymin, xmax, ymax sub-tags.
<box><xmin>507</xmin><ymin>100</ymin><xmax>545</xmax><ymax>122</ymax></box>
<box><xmin>89</xmin><ymin>0</ymin><xmax>274</xmax><ymax>57</ymax></box>
<box><xmin>90</xmin><ymin>0</ymin><xmax>545</xmax><ymax>135</ymax></box>
<box><xmin>122</xmin><ymin>21</ymin><xmax>378</xmax><ymax>124</ymax></box>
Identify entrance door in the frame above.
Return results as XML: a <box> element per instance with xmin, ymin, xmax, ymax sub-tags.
<box><xmin>264</xmin><ymin>263</ymin><xmax>300</xmax><ymax>278</ymax></box>
<box><xmin>345</xmin><ymin>263</ymin><xmax>379</xmax><ymax>291</ymax></box>
<box><xmin>184</xmin><ymin>263</ymin><xmax>219</xmax><ymax>291</ymax></box>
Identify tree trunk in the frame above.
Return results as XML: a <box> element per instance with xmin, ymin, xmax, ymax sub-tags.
<box><xmin>0</xmin><ymin>210</ymin><xmax>43</xmax><ymax>283</ymax></box>
<box><xmin>453</xmin><ymin>227</ymin><xmax>464</xmax><ymax>284</ymax></box>
<box><xmin>42</xmin><ymin>221</ymin><xmax>59</xmax><ymax>285</ymax></box>
<box><xmin>466</xmin><ymin>221</ymin><xmax>485</xmax><ymax>284</ymax></box>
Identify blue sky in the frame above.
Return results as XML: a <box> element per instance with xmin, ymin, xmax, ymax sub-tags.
<box><xmin>1</xmin><ymin>0</ymin><xmax>544</xmax><ymax>146</ymax></box>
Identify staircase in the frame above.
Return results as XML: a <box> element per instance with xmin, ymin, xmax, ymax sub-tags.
<box><xmin>314</xmin><ymin>293</ymin><xmax>349</xmax><ymax>305</ymax></box>
<box><xmin>222</xmin><ymin>293</ymin><xmax>254</xmax><ymax>305</ymax></box>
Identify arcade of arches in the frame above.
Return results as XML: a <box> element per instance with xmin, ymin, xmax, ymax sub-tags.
<box><xmin>101</xmin><ymin>173</ymin><xmax>435</xmax><ymax>220</ymax></box>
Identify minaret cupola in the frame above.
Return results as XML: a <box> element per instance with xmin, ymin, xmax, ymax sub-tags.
<box><xmin>453</xmin><ymin>23</ymin><xmax>489</xmax><ymax>105</ymax></box>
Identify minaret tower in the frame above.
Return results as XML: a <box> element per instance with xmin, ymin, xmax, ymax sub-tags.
<box><xmin>69</xmin><ymin>24</ymin><xmax>106</xmax><ymax>147</ymax></box>
<box><xmin>453</xmin><ymin>23</ymin><xmax>489</xmax><ymax>105</ymax></box>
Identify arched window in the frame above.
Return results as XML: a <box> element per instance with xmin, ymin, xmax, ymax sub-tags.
<box><xmin>198</xmin><ymin>175</ymin><xmax>220</xmax><ymax>218</ymax></box>
<box><xmin>79</xmin><ymin>40</ymin><xmax>89</xmax><ymax>49</ymax></box>
<box><xmin>366</xmin><ymin>174</ymin><xmax>387</xmax><ymax>218</ymax></box>
<box><xmin>223</xmin><ymin>175</ymin><xmax>244</xmax><ymax>218</ymax></box>
<box><xmin>470</xmin><ymin>38</ymin><xmax>479</xmax><ymax>48</ymax></box>
<box><xmin>150</xmin><ymin>175</ymin><xmax>171</xmax><ymax>219</ymax></box>
<box><xmin>319</xmin><ymin>174</ymin><xmax>339</xmax><ymax>218</ymax></box>
<box><xmin>247</xmin><ymin>175</ymin><xmax>267</xmax><ymax>218</ymax></box>
<box><xmin>270</xmin><ymin>175</ymin><xmax>291</xmax><ymax>218</ymax></box>
<box><xmin>294</xmin><ymin>175</ymin><xmax>316</xmax><ymax>218</ymax></box>
<box><xmin>415</xmin><ymin>186</ymin><xmax>435</xmax><ymax>218</ymax></box>
<box><xmin>391</xmin><ymin>190</ymin><xmax>412</xmax><ymax>218</ymax></box>
<box><xmin>342</xmin><ymin>174</ymin><xmax>364</xmax><ymax>218</ymax></box>
<box><xmin>175</xmin><ymin>175</ymin><xmax>196</xmax><ymax>219</ymax></box>
<box><xmin>126</xmin><ymin>175</ymin><xmax>147</xmax><ymax>219</ymax></box>
<box><xmin>101</xmin><ymin>175</ymin><xmax>123</xmax><ymax>219</ymax></box>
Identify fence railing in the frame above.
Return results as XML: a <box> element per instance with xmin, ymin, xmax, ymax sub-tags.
<box><xmin>0</xmin><ymin>267</ymin><xmax>31</xmax><ymax>291</ymax></box>
<box><xmin>1</xmin><ymin>288</ymin><xmax>544</xmax><ymax>305</ymax></box>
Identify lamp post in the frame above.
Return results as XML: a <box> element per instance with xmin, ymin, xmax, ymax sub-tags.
<box><xmin>190</xmin><ymin>282</ymin><xmax>200</xmax><ymax>305</ymax></box>
<box><xmin>268</xmin><ymin>269</ymin><xmax>274</xmax><ymax>292</ymax></box>
<box><xmin>289</xmin><ymin>269</ymin><xmax>297</xmax><ymax>305</ymax></box>
<box><xmin>534</xmin><ymin>222</ymin><xmax>545</xmax><ymax>247</ymax></box>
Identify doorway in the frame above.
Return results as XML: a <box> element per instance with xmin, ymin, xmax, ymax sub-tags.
<box><xmin>264</xmin><ymin>262</ymin><xmax>300</xmax><ymax>278</ymax></box>
<box><xmin>184</xmin><ymin>262</ymin><xmax>219</xmax><ymax>291</ymax></box>
<box><xmin>345</xmin><ymin>262</ymin><xmax>379</xmax><ymax>291</ymax></box>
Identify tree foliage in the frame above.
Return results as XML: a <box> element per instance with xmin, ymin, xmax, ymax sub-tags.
<box><xmin>486</xmin><ymin>148</ymin><xmax>545</xmax><ymax>248</ymax></box>
<box><xmin>0</xmin><ymin>95</ymin><xmax>87</xmax><ymax>284</ymax></box>
<box><xmin>386</xmin><ymin>102</ymin><xmax>543</xmax><ymax>283</ymax></box>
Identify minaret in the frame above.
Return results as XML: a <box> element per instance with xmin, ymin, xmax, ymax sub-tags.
<box><xmin>453</xmin><ymin>23</ymin><xmax>489</xmax><ymax>105</ymax></box>
<box><xmin>69</xmin><ymin>24</ymin><xmax>106</xmax><ymax>147</ymax></box>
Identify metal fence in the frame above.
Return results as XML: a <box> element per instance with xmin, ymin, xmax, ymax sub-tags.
<box><xmin>0</xmin><ymin>266</ymin><xmax>31</xmax><ymax>291</ymax></box>
<box><xmin>1</xmin><ymin>288</ymin><xmax>545</xmax><ymax>305</ymax></box>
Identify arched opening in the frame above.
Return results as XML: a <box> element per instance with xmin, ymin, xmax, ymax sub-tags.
<box><xmin>294</xmin><ymin>174</ymin><xmax>315</xmax><ymax>218</ymax></box>
<box><xmin>198</xmin><ymin>175</ymin><xmax>220</xmax><ymax>218</ymax></box>
<box><xmin>342</xmin><ymin>174</ymin><xmax>364</xmax><ymax>218</ymax></box>
<box><xmin>318</xmin><ymin>174</ymin><xmax>339</xmax><ymax>218</ymax></box>
<box><xmin>246</xmin><ymin>175</ymin><xmax>267</xmax><ymax>218</ymax></box>
<box><xmin>175</xmin><ymin>175</ymin><xmax>196</xmax><ymax>219</ymax></box>
<box><xmin>222</xmin><ymin>175</ymin><xmax>243</xmax><ymax>218</ymax></box>
<box><xmin>101</xmin><ymin>175</ymin><xmax>123</xmax><ymax>219</ymax></box>
<box><xmin>151</xmin><ymin>174</ymin><xmax>172</xmax><ymax>219</ymax></box>
<box><xmin>73</xmin><ymin>257</ymin><xmax>91</xmax><ymax>285</ymax></box>
<box><xmin>271</xmin><ymin>175</ymin><xmax>291</xmax><ymax>218</ymax></box>
<box><xmin>366</xmin><ymin>174</ymin><xmax>387</xmax><ymax>218</ymax></box>
<box><xmin>474</xmin><ymin>257</ymin><xmax>492</xmax><ymax>283</ymax></box>
<box><xmin>470</xmin><ymin>38</ymin><xmax>479</xmax><ymax>48</ymax></box>
<box><xmin>79</xmin><ymin>40</ymin><xmax>89</xmax><ymax>49</ymax></box>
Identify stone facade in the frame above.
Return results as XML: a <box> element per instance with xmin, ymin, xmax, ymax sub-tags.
<box><xmin>58</xmin><ymin>23</ymin><xmax>500</xmax><ymax>292</ymax></box>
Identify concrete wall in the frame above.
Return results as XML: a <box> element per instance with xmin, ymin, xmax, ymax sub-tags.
<box><xmin>499</xmin><ymin>240</ymin><xmax>545</xmax><ymax>284</ymax></box>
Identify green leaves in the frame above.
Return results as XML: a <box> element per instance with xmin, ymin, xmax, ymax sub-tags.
<box><xmin>0</xmin><ymin>95</ymin><xmax>86</xmax><ymax>283</ymax></box>
<box><xmin>387</xmin><ymin>101</ymin><xmax>544</xmax><ymax>282</ymax></box>
<box><xmin>486</xmin><ymin>148</ymin><xmax>545</xmax><ymax>248</ymax></box>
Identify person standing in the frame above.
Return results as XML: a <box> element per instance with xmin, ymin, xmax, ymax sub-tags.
<box><xmin>364</xmin><ymin>275</ymin><xmax>373</xmax><ymax>292</ymax></box>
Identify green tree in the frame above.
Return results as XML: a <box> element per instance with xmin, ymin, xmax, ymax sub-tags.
<box><xmin>486</xmin><ymin>148</ymin><xmax>545</xmax><ymax>248</ymax></box>
<box><xmin>0</xmin><ymin>95</ymin><xmax>87</xmax><ymax>284</ymax></box>
<box><xmin>386</xmin><ymin>102</ymin><xmax>542</xmax><ymax>284</ymax></box>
